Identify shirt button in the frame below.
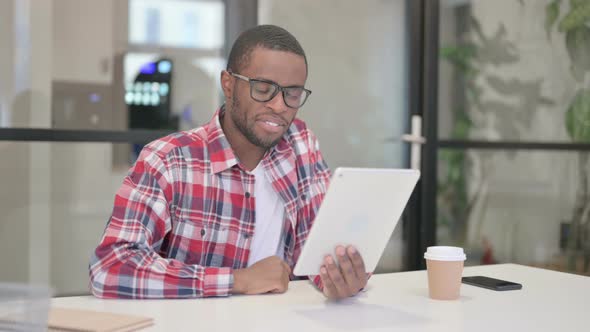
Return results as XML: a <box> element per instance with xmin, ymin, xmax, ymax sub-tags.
<box><xmin>245</xmin><ymin>192</ymin><xmax>251</xmax><ymax>198</ymax></box>
<box><xmin>200</xmin><ymin>229</ymin><xmax>206</xmax><ymax>237</ymax></box>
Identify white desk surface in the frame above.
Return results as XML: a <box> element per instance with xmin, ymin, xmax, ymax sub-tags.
<box><xmin>52</xmin><ymin>264</ymin><xmax>589</xmax><ymax>331</ymax></box>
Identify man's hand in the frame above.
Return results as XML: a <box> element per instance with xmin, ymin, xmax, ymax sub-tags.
<box><xmin>319</xmin><ymin>245</ymin><xmax>368</xmax><ymax>300</ymax></box>
<box><xmin>232</xmin><ymin>256</ymin><xmax>291</xmax><ymax>295</ymax></box>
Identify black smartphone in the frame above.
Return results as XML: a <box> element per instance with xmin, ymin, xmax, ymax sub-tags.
<box><xmin>461</xmin><ymin>276</ymin><xmax>522</xmax><ymax>291</ymax></box>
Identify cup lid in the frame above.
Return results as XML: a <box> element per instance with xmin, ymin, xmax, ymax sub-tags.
<box><xmin>424</xmin><ymin>246</ymin><xmax>466</xmax><ymax>261</ymax></box>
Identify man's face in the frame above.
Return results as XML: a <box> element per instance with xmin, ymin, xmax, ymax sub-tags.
<box><xmin>225</xmin><ymin>47</ymin><xmax>307</xmax><ymax>149</ymax></box>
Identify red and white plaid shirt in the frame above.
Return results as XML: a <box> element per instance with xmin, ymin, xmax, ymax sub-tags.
<box><xmin>89</xmin><ymin>107</ymin><xmax>331</xmax><ymax>298</ymax></box>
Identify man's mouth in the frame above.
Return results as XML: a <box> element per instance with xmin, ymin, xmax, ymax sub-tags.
<box><xmin>257</xmin><ymin>117</ymin><xmax>287</xmax><ymax>134</ymax></box>
<box><xmin>257</xmin><ymin>114</ymin><xmax>287</xmax><ymax>127</ymax></box>
<box><xmin>263</xmin><ymin>120</ymin><xmax>282</xmax><ymax>127</ymax></box>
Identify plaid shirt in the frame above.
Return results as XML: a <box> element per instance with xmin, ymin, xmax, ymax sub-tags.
<box><xmin>89</xmin><ymin>107</ymin><xmax>331</xmax><ymax>298</ymax></box>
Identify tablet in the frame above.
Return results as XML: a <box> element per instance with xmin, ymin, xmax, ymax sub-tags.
<box><xmin>293</xmin><ymin>167</ymin><xmax>420</xmax><ymax>276</ymax></box>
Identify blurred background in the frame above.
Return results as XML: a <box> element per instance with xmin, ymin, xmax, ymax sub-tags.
<box><xmin>0</xmin><ymin>0</ymin><xmax>588</xmax><ymax>296</ymax></box>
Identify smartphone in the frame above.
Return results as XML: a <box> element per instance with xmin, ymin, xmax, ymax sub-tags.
<box><xmin>461</xmin><ymin>276</ymin><xmax>522</xmax><ymax>291</ymax></box>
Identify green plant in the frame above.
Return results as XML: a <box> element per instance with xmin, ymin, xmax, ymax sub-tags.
<box><xmin>545</xmin><ymin>0</ymin><xmax>590</xmax><ymax>272</ymax></box>
<box><xmin>438</xmin><ymin>44</ymin><xmax>476</xmax><ymax>245</ymax></box>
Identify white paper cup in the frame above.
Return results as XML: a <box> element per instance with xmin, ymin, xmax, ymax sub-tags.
<box><xmin>424</xmin><ymin>246</ymin><xmax>466</xmax><ymax>300</ymax></box>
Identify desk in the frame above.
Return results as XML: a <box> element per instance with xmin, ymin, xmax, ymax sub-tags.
<box><xmin>52</xmin><ymin>264</ymin><xmax>589</xmax><ymax>331</ymax></box>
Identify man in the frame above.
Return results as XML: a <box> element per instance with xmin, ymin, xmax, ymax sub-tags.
<box><xmin>89</xmin><ymin>25</ymin><xmax>367</xmax><ymax>300</ymax></box>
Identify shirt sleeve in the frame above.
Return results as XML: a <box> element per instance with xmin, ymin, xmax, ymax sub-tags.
<box><xmin>88</xmin><ymin>147</ymin><xmax>233</xmax><ymax>299</ymax></box>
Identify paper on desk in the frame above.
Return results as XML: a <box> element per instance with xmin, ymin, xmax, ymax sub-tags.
<box><xmin>48</xmin><ymin>307</ymin><xmax>153</xmax><ymax>332</ymax></box>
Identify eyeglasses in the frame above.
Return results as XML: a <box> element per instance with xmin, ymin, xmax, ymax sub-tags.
<box><xmin>228</xmin><ymin>72</ymin><xmax>312</xmax><ymax>108</ymax></box>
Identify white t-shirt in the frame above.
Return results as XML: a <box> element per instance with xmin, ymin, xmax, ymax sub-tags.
<box><xmin>247</xmin><ymin>164</ymin><xmax>285</xmax><ymax>267</ymax></box>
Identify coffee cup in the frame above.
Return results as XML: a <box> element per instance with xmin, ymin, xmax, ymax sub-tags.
<box><xmin>424</xmin><ymin>246</ymin><xmax>466</xmax><ymax>300</ymax></box>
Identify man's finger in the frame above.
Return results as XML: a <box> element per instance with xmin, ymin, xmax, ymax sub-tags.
<box><xmin>282</xmin><ymin>261</ymin><xmax>291</xmax><ymax>275</ymax></box>
<box><xmin>320</xmin><ymin>266</ymin><xmax>338</xmax><ymax>298</ymax></box>
<box><xmin>324</xmin><ymin>255</ymin><xmax>348</xmax><ymax>297</ymax></box>
<box><xmin>271</xmin><ymin>283</ymin><xmax>287</xmax><ymax>294</ymax></box>
<box><xmin>336</xmin><ymin>246</ymin><xmax>360</xmax><ymax>293</ymax></box>
<box><xmin>348</xmin><ymin>246</ymin><xmax>368</xmax><ymax>287</ymax></box>
<box><xmin>280</xmin><ymin>261</ymin><xmax>291</xmax><ymax>287</ymax></box>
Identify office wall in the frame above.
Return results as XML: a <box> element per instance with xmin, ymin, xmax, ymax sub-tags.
<box><xmin>0</xmin><ymin>0</ymin><xmax>53</xmax><ymax>285</ymax></box>
<box><xmin>52</xmin><ymin>0</ymin><xmax>114</xmax><ymax>84</ymax></box>
<box><xmin>0</xmin><ymin>0</ymin><xmax>26</xmax><ymax>283</ymax></box>
<box><xmin>0</xmin><ymin>0</ymin><xmax>14</xmax><ymax>122</ymax></box>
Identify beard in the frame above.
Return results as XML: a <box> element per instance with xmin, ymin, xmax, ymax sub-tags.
<box><xmin>230</xmin><ymin>90</ymin><xmax>284</xmax><ymax>150</ymax></box>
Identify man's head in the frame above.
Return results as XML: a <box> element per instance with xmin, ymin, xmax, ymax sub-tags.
<box><xmin>226</xmin><ymin>24</ymin><xmax>308</xmax><ymax>76</ymax></box>
<box><xmin>221</xmin><ymin>25</ymin><xmax>309</xmax><ymax>151</ymax></box>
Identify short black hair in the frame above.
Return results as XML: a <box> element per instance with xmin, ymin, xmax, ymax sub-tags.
<box><xmin>226</xmin><ymin>24</ymin><xmax>308</xmax><ymax>74</ymax></box>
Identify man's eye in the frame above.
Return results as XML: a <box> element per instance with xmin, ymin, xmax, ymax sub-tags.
<box><xmin>255</xmin><ymin>87</ymin><xmax>271</xmax><ymax>94</ymax></box>
<box><xmin>286</xmin><ymin>89</ymin><xmax>303</xmax><ymax>98</ymax></box>
<box><xmin>253</xmin><ymin>83</ymin><xmax>273</xmax><ymax>94</ymax></box>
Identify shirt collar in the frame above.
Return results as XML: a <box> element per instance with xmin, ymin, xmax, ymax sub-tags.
<box><xmin>205</xmin><ymin>105</ymin><xmax>294</xmax><ymax>174</ymax></box>
<box><xmin>206</xmin><ymin>106</ymin><xmax>239</xmax><ymax>174</ymax></box>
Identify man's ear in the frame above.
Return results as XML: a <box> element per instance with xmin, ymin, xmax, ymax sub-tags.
<box><xmin>220</xmin><ymin>70</ymin><xmax>233</xmax><ymax>100</ymax></box>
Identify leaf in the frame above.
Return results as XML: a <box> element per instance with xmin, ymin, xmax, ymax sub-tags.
<box><xmin>545</xmin><ymin>0</ymin><xmax>561</xmax><ymax>39</ymax></box>
<box><xmin>440</xmin><ymin>44</ymin><xmax>478</xmax><ymax>75</ymax></box>
<box><xmin>558</xmin><ymin>2</ymin><xmax>590</xmax><ymax>32</ymax></box>
<box><xmin>565</xmin><ymin>25</ymin><xmax>590</xmax><ymax>74</ymax></box>
<box><xmin>570</xmin><ymin>0</ymin><xmax>585</xmax><ymax>9</ymax></box>
<box><xmin>565</xmin><ymin>89</ymin><xmax>590</xmax><ymax>142</ymax></box>
<box><xmin>452</xmin><ymin>113</ymin><xmax>472</xmax><ymax>140</ymax></box>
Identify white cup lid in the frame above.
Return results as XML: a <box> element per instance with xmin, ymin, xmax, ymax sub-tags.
<box><xmin>424</xmin><ymin>246</ymin><xmax>466</xmax><ymax>261</ymax></box>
